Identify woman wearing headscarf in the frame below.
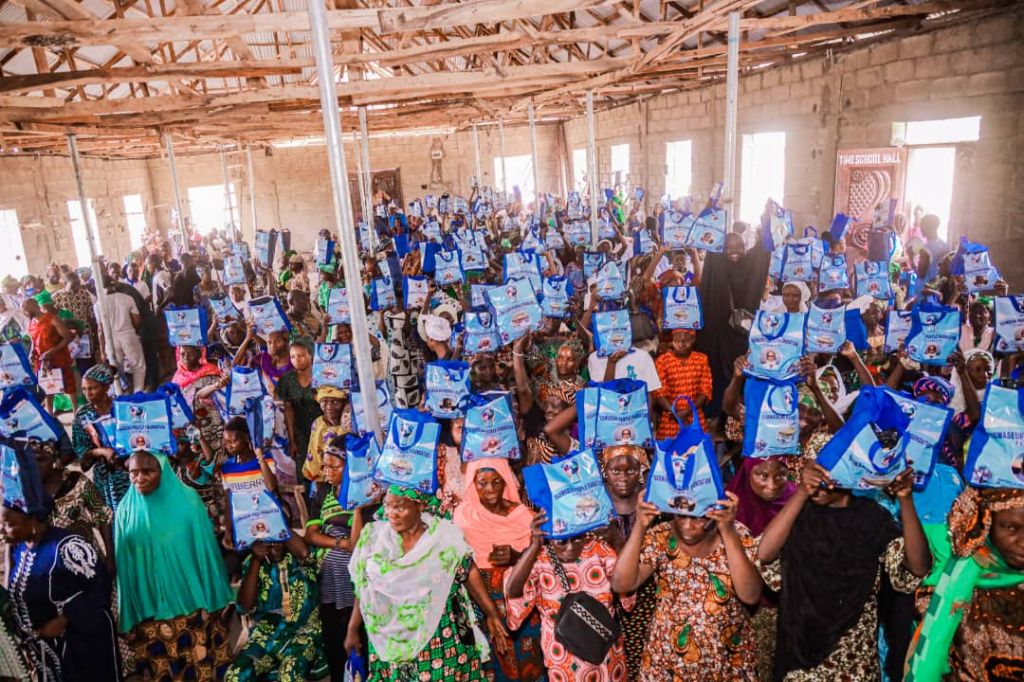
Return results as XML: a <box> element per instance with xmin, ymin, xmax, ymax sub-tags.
<box><xmin>71</xmin><ymin>364</ymin><xmax>131</xmax><ymax>510</ymax></box>
<box><xmin>599</xmin><ymin>444</ymin><xmax>658</xmax><ymax>681</ymax></box>
<box><xmin>453</xmin><ymin>460</ymin><xmax>544</xmax><ymax>682</ymax></box>
<box><xmin>959</xmin><ymin>297</ymin><xmax>995</xmax><ymax>353</ymax></box>
<box><xmin>906</xmin><ymin>487</ymin><xmax>1023</xmax><ymax>680</ymax></box>
<box><xmin>172</xmin><ymin>345</ymin><xmax>223</xmax><ymax>406</ymax></box>
<box><xmin>115</xmin><ymin>451</ymin><xmax>234</xmax><ymax>680</ymax></box>
<box><xmin>757</xmin><ymin>460</ymin><xmax>932</xmax><ymax>681</ymax></box>
<box><xmin>276</xmin><ymin>337</ymin><xmax>322</xmax><ymax>478</ymax></box>
<box><xmin>0</xmin><ymin>439</ymin><xmax>122</xmax><ymax>681</ymax></box>
<box><xmin>726</xmin><ymin>457</ymin><xmax>797</xmax><ymax>681</ymax></box>
<box><xmin>949</xmin><ymin>348</ymin><xmax>994</xmax><ymax>415</ymax></box>
<box><xmin>695</xmin><ymin>231</ymin><xmax>771</xmax><ymax>416</ymax></box>
<box><xmin>764</xmin><ymin>281</ymin><xmax>811</xmax><ymax>314</ymax></box>
<box><xmin>345</xmin><ymin>486</ymin><xmax>510</xmax><ymax>681</ymax></box>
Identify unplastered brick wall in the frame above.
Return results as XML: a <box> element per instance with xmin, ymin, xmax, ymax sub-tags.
<box><xmin>145</xmin><ymin>123</ymin><xmax>562</xmax><ymax>253</ymax></box>
<box><xmin>0</xmin><ymin>154</ymin><xmax>157</xmax><ymax>273</ymax></box>
<box><xmin>562</xmin><ymin>8</ymin><xmax>1024</xmax><ymax>285</ymax></box>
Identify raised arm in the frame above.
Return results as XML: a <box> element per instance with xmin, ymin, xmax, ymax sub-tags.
<box><xmin>611</xmin><ymin>501</ymin><xmax>658</xmax><ymax>593</ymax></box>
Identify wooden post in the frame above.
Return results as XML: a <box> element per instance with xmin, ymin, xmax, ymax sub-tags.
<box><xmin>245</xmin><ymin>144</ymin><xmax>258</xmax><ymax>238</ymax></box>
<box><xmin>498</xmin><ymin>115</ymin><xmax>508</xmax><ymax>198</ymax></box>
<box><xmin>528</xmin><ymin>102</ymin><xmax>539</xmax><ymax>209</ymax></box>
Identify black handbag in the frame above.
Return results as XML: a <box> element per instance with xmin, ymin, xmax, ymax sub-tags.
<box><xmin>548</xmin><ymin>549</ymin><xmax>621</xmax><ymax>665</ymax></box>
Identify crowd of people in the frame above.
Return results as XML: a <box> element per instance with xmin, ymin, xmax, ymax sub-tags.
<box><xmin>0</xmin><ymin>179</ymin><xmax>1020</xmax><ymax>682</ymax></box>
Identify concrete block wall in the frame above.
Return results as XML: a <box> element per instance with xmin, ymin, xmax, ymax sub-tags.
<box><xmin>0</xmin><ymin>155</ymin><xmax>157</xmax><ymax>273</ymax></box>
<box><xmin>562</xmin><ymin>8</ymin><xmax>1024</xmax><ymax>284</ymax></box>
<box><xmin>0</xmin><ymin>8</ymin><xmax>1022</xmax><ymax>281</ymax></box>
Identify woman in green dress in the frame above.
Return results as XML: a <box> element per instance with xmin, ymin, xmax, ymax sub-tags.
<box><xmin>225</xmin><ymin>536</ymin><xmax>328</xmax><ymax>682</ymax></box>
<box><xmin>344</xmin><ymin>486</ymin><xmax>511</xmax><ymax>681</ymax></box>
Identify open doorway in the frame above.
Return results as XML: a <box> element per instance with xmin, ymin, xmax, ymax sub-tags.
<box><xmin>896</xmin><ymin>116</ymin><xmax>980</xmax><ymax>242</ymax></box>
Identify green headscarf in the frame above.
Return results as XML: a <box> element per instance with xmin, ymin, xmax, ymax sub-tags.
<box><xmin>905</xmin><ymin>489</ymin><xmax>1024</xmax><ymax>680</ymax></box>
<box><xmin>33</xmin><ymin>290</ymin><xmax>53</xmax><ymax>307</ymax></box>
<box><xmin>114</xmin><ymin>453</ymin><xmax>233</xmax><ymax>632</ymax></box>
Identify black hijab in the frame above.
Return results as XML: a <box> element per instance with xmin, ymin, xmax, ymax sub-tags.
<box><xmin>773</xmin><ymin>495</ymin><xmax>900</xmax><ymax>680</ymax></box>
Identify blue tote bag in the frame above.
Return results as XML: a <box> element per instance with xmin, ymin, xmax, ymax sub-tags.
<box><xmin>545</xmin><ymin>226</ymin><xmax>565</xmax><ymax>251</ymax></box>
<box><xmin>325</xmin><ymin>286</ymin><xmax>352</xmax><ymax>325</ymax></box>
<box><xmin>351</xmin><ymin>381</ymin><xmax>393</xmax><ymax>435</ymax></box>
<box><xmin>164</xmin><ymin>306</ymin><xmax>209</xmax><ymax>347</ymax></box>
<box><xmin>661</xmin><ymin>286</ymin><xmax>703</xmax><ymax>330</ymax></box>
<box><xmin>340</xmin><ymin>433</ymin><xmax>383</xmax><ymax>510</ymax></box>
<box><xmin>885</xmin><ymin>310</ymin><xmax>913</xmax><ymax>353</ymax></box>
<box><xmin>963</xmin><ymin>384</ymin><xmax>1024</xmax><ymax>489</ymax></box>
<box><xmin>461</xmin><ymin>392</ymin><xmax>520</xmax><ymax>462</ymax></box>
<box><xmin>486</xmin><ymin>279</ymin><xmax>543</xmax><ymax>346</ymax></box>
<box><xmin>221</xmin><ymin>255</ymin><xmax>247</xmax><ymax>286</ymax></box>
<box><xmin>113</xmin><ymin>392</ymin><xmax>177</xmax><ymax>457</ymax></box>
<box><xmin>522</xmin><ymin>448</ymin><xmax>615</xmax><ymax>540</ymax></box>
<box><xmin>425</xmin><ymin>360</ymin><xmax>471</xmax><ymax>419</ymax></box>
<box><xmin>0</xmin><ymin>388</ymin><xmax>63</xmax><ymax>443</ymax></box>
<box><xmin>742</xmin><ymin>378</ymin><xmax>800</xmax><ymax>457</ymax></box>
<box><xmin>221</xmin><ymin>458</ymin><xmax>291</xmax><ymax>550</ymax></box>
<box><xmin>248</xmin><ymin>296</ymin><xmax>291</xmax><ymax>335</ymax></box>
<box><xmin>884</xmin><ymin>388</ymin><xmax>952</xmax><ymax>490</ymax></box>
<box><xmin>541</xmin><ymin>276</ymin><xmax>570</xmax><ymax>319</ymax></box>
<box><xmin>952</xmin><ymin>237</ymin><xmax>1001</xmax><ymax>294</ymax></box>
<box><xmin>855</xmin><ymin>261</ymin><xmax>892</xmax><ymax>300</ymax></box>
<box><xmin>224</xmin><ymin>366</ymin><xmax>268</xmax><ymax>417</ymax></box>
<box><xmin>459</xmin><ymin>243</ymin><xmax>487</xmax><ymax>272</ymax></box>
<box><xmin>564</xmin><ymin>221</ymin><xmax>590</xmax><ymax>247</ymax></box>
<box><xmin>803</xmin><ymin>303</ymin><xmax>868</xmax><ymax>354</ymax></box>
<box><xmin>775</xmin><ymin>242</ymin><xmax>816</xmax><ymax>282</ymax></box>
<box><xmin>254</xmin><ymin>230</ymin><xmax>275</xmax><ymax>269</ymax></box>
<box><xmin>158</xmin><ymin>382</ymin><xmax>194</xmax><ymax>430</ymax></box>
<box><xmin>818</xmin><ymin>253</ymin><xmax>850</xmax><ymax>291</ymax></box>
<box><xmin>373</xmin><ymin>409</ymin><xmax>440</xmax><ymax>494</ymax></box>
<box><xmin>906</xmin><ymin>302</ymin><xmax>960</xmax><ymax>366</ymax></box>
<box><xmin>461</xmin><ymin>310</ymin><xmax>501</xmax><ymax>354</ymax></box>
<box><xmin>315</xmin><ymin>237</ymin><xmax>336</xmax><ymax>266</ymax></box>
<box><xmin>403</xmin><ymin>276</ymin><xmax>429</xmax><ymax>310</ymax></box>
<box><xmin>245</xmin><ymin>394</ymin><xmax>278</xmax><ymax>449</ymax></box>
<box><xmin>577</xmin><ymin>378</ymin><xmax>653</xmax><ymax>451</ymax></box>
<box><xmin>993</xmin><ymin>296</ymin><xmax>1024</xmax><ymax>353</ymax></box>
<box><xmin>0</xmin><ymin>343</ymin><xmax>35</xmax><ymax>390</ymax></box>
<box><xmin>746</xmin><ymin>311</ymin><xmax>805</xmax><ymax>381</ymax></box>
<box><xmin>434</xmin><ymin>249</ymin><xmax>464</xmax><ymax>286</ymax></box>
<box><xmin>503</xmin><ymin>252</ymin><xmax>541</xmax><ymax>284</ymax></box>
<box><xmin>470</xmin><ymin>284</ymin><xmax>495</xmax><ymax>309</ymax></box>
<box><xmin>582</xmin><ymin>252</ymin><xmax>606</xmax><ymax>279</ymax></box>
<box><xmin>594</xmin><ymin>261</ymin><xmax>625</xmax><ymax>301</ymax></box>
<box><xmin>208</xmin><ymin>294</ymin><xmax>241</xmax><ymax>322</ymax></box>
<box><xmin>684</xmin><ymin>206</ymin><xmax>727</xmax><ymax>253</ymax></box>
<box><xmin>370</xmin><ymin>277</ymin><xmax>397</xmax><ymax>311</ymax></box>
<box><xmin>816</xmin><ymin>388</ymin><xmax>909</xmax><ymax>490</ymax></box>
<box><xmin>312</xmin><ymin>343</ymin><xmax>353</xmax><ymax>389</ymax></box>
<box><xmin>658</xmin><ymin>210</ymin><xmax>694</xmax><ymax>250</ymax></box>
<box><xmin>632</xmin><ymin>228</ymin><xmax>656</xmax><ymax>257</ymax></box>
<box><xmin>645</xmin><ymin>401</ymin><xmax>724</xmax><ymax>517</ymax></box>
<box><xmin>591</xmin><ymin>309</ymin><xmax>633</xmax><ymax>357</ymax></box>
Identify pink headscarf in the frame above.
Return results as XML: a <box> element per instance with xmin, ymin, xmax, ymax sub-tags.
<box><xmin>453</xmin><ymin>459</ymin><xmax>534</xmax><ymax>568</ymax></box>
<box><xmin>725</xmin><ymin>457</ymin><xmax>796</xmax><ymax>536</ymax></box>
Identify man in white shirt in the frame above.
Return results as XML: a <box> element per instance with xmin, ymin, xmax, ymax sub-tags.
<box><xmin>588</xmin><ymin>348</ymin><xmax>662</xmax><ymax>393</ymax></box>
<box><xmin>95</xmin><ymin>279</ymin><xmax>146</xmax><ymax>392</ymax></box>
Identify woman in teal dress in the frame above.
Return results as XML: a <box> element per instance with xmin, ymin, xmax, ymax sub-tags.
<box><xmin>344</xmin><ymin>486</ymin><xmax>511</xmax><ymax>681</ymax></box>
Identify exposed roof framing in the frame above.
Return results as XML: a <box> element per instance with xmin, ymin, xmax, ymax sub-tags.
<box><xmin>0</xmin><ymin>0</ymin><xmax>1011</xmax><ymax>158</ymax></box>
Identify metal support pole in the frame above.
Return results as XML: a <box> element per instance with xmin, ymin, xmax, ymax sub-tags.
<box><xmin>498</xmin><ymin>116</ymin><xmax>508</xmax><ymax>198</ymax></box>
<box><xmin>306</xmin><ymin>0</ymin><xmax>382</xmax><ymax>444</ymax></box>
<box><xmin>219</xmin><ymin>145</ymin><xmax>237</xmax><ymax>241</ymax></box>
<box><xmin>528</xmin><ymin>102</ymin><xmax>540</xmax><ymax>210</ymax></box>
<box><xmin>358</xmin><ymin>106</ymin><xmax>376</xmax><ymax>250</ymax></box>
<box><xmin>586</xmin><ymin>90</ymin><xmax>600</xmax><ymax>246</ymax></box>
<box><xmin>66</xmin><ymin>134</ymin><xmax>116</xmax><ymax>365</ymax></box>
<box><xmin>245</xmin><ymin>144</ymin><xmax>258</xmax><ymax>239</ymax></box>
<box><xmin>723</xmin><ymin>11</ymin><xmax>740</xmax><ymax>204</ymax></box>
<box><xmin>472</xmin><ymin>123</ymin><xmax>482</xmax><ymax>186</ymax></box>
<box><xmin>164</xmin><ymin>131</ymin><xmax>186</xmax><ymax>241</ymax></box>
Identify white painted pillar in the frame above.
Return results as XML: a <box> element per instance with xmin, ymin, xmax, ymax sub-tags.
<box><xmin>586</xmin><ymin>90</ymin><xmax>600</xmax><ymax>246</ymax></box>
<box><xmin>528</xmin><ymin>102</ymin><xmax>540</xmax><ymax>210</ymax></box>
<box><xmin>723</xmin><ymin>11</ymin><xmax>741</xmax><ymax>204</ymax></box>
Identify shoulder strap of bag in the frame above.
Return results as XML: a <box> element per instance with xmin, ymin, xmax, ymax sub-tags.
<box><xmin>547</xmin><ymin>547</ymin><xmax>572</xmax><ymax>593</ymax></box>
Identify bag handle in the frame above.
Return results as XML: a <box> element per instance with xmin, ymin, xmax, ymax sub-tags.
<box><xmin>671</xmin><ymin>287</ymin><xmax>691</xmax><ymax>304</ymax></box>
<box><xmin>670</xmin><ymin>395</ymin><xmax>699</xmax><ymax>432</ymax></box>
<box><xmin>803</xmin><ymin>226</ymin><xmax>818</xmax><ymax>238</ymax></box>
<box><xmin>767</xmin><ymin>384</ymin><xmax>797</xmax><ymax>417</ymax></box>
<box><xmin>756</xmin><ymin>312</ymin><xmax>790</xmax><ymax>341</ymax></box>
<box><xmin>664</xmin><ymin>438</ymin><xmax>698</xmax><ymax>490</ymax></box>
<box><xmin>392</xmin><ymin>412</ymin><xmax>427</xmax><ymax>451</ymax></box>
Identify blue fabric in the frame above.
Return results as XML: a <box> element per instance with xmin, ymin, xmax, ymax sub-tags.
<box><xmin>224</xmin><ymin>366</ymin><xmax>267</xmax><ymax>417</ymax></box>
<box><xmin>341</xmin><ymin>433</ymin><xmax>381</xmax><ymax>510</ymax></box>
<box><xmin>164</xmin><ymin>306</ymin><xmax>209</xmax><ymax>347</ymax></box>
<box><xmin>0</xmin><ymin>387</ymin><xmax>63</xmax><ymax>443</ymax></box>
<box><xmin>221</xmin><ymin>255</ymin><xmax>247</xmax><ymax>286</ymax></box>
<box><xmin>577</xmin><ymin>378</ymin><xmax>653</xmax><ymax>451</ymax></box>
<box><xmin>658</xmin><ymin>210</ymin><xmax>694</xmax><ymax>250</ymax></box>
<box><xmin>113</xmin><ymin>392</ymin><xmax>176</xmax><ymax>457</ymax></box>
<box><xmin>963</xmin><ymin>384</ymin><xmax>1024</xmax><ymax>489</ymax></box>
<box><xmin>370</xmin><ymin>277</ymin><xmax>397</xmax><ymax>311</ymax></box>
<box><xmin>594</xmin><ymin>261</ymin><xmax>625</xmax><ymax>300</ymax></box>
<box><xmin>351</xmin><ymin>381</ymin><xmax>392</xmax><ymax>435</ymax></box>
<box><xmin>818</xmin><ymin>253</ymin><xmax>850</xmax><ymax>291</ymax></box>
<box><xmin>541</xmin><ymin>276</ymin><xmax>570</xmax><ymax>319</ymax></box>
<box><xmin>994</xmin><ymin>295</ymin><xmax>1024</xmax><ymax>353</ymax></box>
<box><xmin>312</xmin><ymin>343</ymin><xmax>353</xmax><ymax>389</ymax></box>
<box><xmin>461</xmin><ymin>392</ymin><xmax>520</xmax><ymax>462</ymax></box>
<box><xmin>373</xmin><ymin>409</ymin><xmax>440</xmax><ymax>494</ymax></box>
<box><xmin>884</xmin><ymin>388</ymin><xmax>952</xmax><ymax>490</ymax></box>
<box><xmin>424</xmin><ymin>360</ymin><xmax>471</xmax><ymax>419</ymax></box>
<box><xmin>403</xmin><ymin>276</ymin><xmax>429</xmax><ymax>311</ymax></box>
<box><xmin>591</xmin><ymin>309</ymin><xmax>632</xmax><ymax>357</ymax></box>
<box><xmin>906</xmin><ymin>302</ymin><xmax>960</xmax><ymax>366</ymax></box>
<box><xmin>661</xmin><ymin>286</ymin><xmax>703</xmax><ymax>330</ymax></box>
<box><xmin>221</xmin><ymin>458</ymin><xmax>291</xmax><ymax>550</ymax></box>
<box><xmin>0</xmin><ymin>342</ymin><xmax>35</xmax><ymax>390</ymax></box>
<box><xmin>486</xmin><ymin>279</ymin><xmax>543</xmax><ymax>346</ymax></box>
<box><xmin>645</xmin><ymin>399</ymin><xmax>724</xmax><ymax>517</ymax></box>
<box><xmin>855</xmin><ymin>260</ymin><xmax>892</xmax><ymax>300</ymax></box>
<box><xmin>158</xmin><ymin>382</ymin><xmax>194</xmax><ymax>429</ymax></box>
<box><xmin>884</xmin><ymin>310</ymin><xmax>913</xmax><ymax>353</ymax></box>
<box><xmin>434</xmin><ymin>249</ymin><xmax>464</xmax><ymax>286</ymax></box>
<box><xmin>745</xmin><ymin>311</ymin><xmax>805</xmax><ymax>381</ymax></box>
<box><xmin>522</xmin><ymin>448</ymin><xmax>615</xmax><ymax>540</ymax></box>
<box><xmin>742</xmin><ymin>378</ymin><xmax>800</xmax><ymax>457</ymax></box>
<box><xmin>248</xmin><ymin>296</ymin><xmax>291</xmax><ymax>335</ymax></box>
<box><xmin>461</xmin><ymin>309</ymin><xmax>501</xmax><ymax>354</ymax></box>
<box><xmin>325</xmin><ymin>286</ymin><xmax>352</xmax><ymax>325</ymax></box>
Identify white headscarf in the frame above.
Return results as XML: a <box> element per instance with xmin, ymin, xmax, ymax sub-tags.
<box><xmin>949</xmin><ymin>348</ymin><xmax>995</xmax><ymax>414</ymax></box>
<box><xmin>763</xmin><ymin>281</ymin><xmax>811</xmax><ymax>313</ymax></box>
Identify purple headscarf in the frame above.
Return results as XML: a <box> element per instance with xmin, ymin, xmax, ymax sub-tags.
<box><xmin>726</xmin><ymin>457</ymin><xmax>797</xmax><ymax>536</ymax></box>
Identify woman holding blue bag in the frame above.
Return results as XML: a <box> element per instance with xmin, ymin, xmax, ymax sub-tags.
<box><xmin>756</xmin><ymin>461</ymin><xmax>931</xmax><ymax>681</ymax></box>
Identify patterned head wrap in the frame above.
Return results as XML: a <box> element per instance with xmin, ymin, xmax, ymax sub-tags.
<box><xmin>83</xmin><ymin>363</ymin><xmax>116</xmax><ymax>386</ymax></box>
<box><xmin>912</xmin><ymin>375</ymin><xmax>955</xmax><ymax>406</ymax></box>
<box><xmin>798</xmin><ymin>383</ymin><xmax>820</xmax><ymax>412</ymax></box>
<box><xmin>598</xmin><ymin>444</ymin><xmax>651</xmax><ymax>476</ymax></box>
<box><xmin>316</xmin><ymin>385</ymin><xmax>347</xmax><ymax>402</ymax></box>
<box><xmin>964</xmin><ymin>348</ymin><xmax>995</xmax><ymax>370</ymax></box>
<box><xmin>378</xmin><ymin>484</ymin><xmax>443</xmax><ymax>518</ymax></box>
<box><xmin>947</xmin><ymin>487</ymin><xmax>1024</xmax><ymax>558</ymax></box>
